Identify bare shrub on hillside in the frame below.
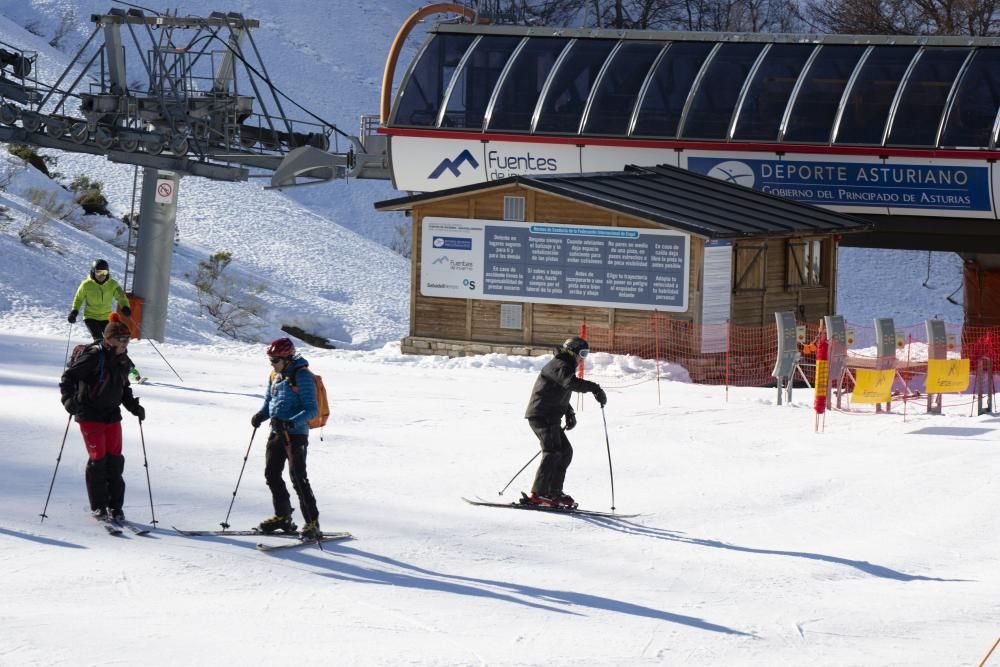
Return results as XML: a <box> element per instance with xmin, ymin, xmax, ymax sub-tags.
<box><xmin>190</xmin><ymin>250</ymin><xmax>267</xmax><ymax>340</ymax></box>
<box><xmin>390</xmin><ymin>222</ymin><xmax>412</xmax><ymax>258</ymax></box>
<box><xmin>20</xmin><ymin>187</ymin><xmax>71</xmax><ymax>250</ymax></box>
<box><xmin>49</xmin><ymin>9</ymin><xmax>76</xmax><ymax>49</ymax></box>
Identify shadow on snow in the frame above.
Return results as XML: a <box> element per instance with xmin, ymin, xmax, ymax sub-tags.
<box><xmin>580</xmin><ymin>517</ymin><xmax>966</xmax><ymax>582</ymax></box>
<box><xmin>0</xmin><ymin>526</ymin><xmax>85</xmax><ymax>549</ymax></box>
<box><xmin>275</xmin><ymin>543</ymin><xmax>751</xmax><ymax>635</ymax></box>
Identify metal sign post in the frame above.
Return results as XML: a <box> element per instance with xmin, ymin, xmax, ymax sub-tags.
<box><xmin>925</xmin><ymin>319</ymin><xmax>947</xmax><ymax>414</ymax></box>
<box><xmin>874</xmin><ymin>318</ymin><xmax>898</xmax><ymax>413</ymax></box>
<box><xmin>772</xmin><ymin>311</ymin><xmax>800</xmax><ymax>405</ymax></box>
<box><xmin>824</xmin><ymin>315</ymin><xmax>848</xmax><ymax>409</ymax></box>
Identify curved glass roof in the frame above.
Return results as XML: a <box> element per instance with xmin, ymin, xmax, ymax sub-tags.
<box><xmin>390</xmin><ymin>26</ymin><xmax>1000</xmax><ymax>150</ymax></box>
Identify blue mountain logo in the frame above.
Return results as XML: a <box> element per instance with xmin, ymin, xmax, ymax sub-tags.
<box><xmin>429</xmin><ymin>150</ymin><xmax>480</xmax><ymax>179</ymax></box>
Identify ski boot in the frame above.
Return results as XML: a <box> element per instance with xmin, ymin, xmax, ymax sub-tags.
<box><xmin>520</xmin><ymin>492</ymin><xmax>558</xmax><ymax>507</ymax></box>
<box><xmin>300</xmin><ymin>520</ymin><xmax>322</xmax><ymax>540</ymax></box>
<box><xmin>91</xmin><ymin>507</ymin><xmax>108</xmax><ymax>520</ymax></box>
<box><xmin>554</xmin><ymin>492</ymin><xmax>577</xmax><ymax>509</ymax></box>
<box><xmin>109</xmin><ymin>508</ymin><xmax>125</xmax><ymax>522</ymax></box>
<box><xmin>258</xmin><ymin>514</ymin><xmax>297</xmax><ymax>534</ymax></box>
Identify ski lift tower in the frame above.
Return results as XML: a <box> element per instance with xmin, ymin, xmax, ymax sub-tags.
<box><xmin>0</xmin><ymin>8</ymin><xmax>359</xmax><ymax>340</ymax></box>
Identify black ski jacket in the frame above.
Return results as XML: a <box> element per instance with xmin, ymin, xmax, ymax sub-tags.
<box><xmin>524</xmin><ymin>350</ymin><xmax>597</xmax><ymax>421</ymax></box>
<box><xmin>59</xmin><ymin>342</ymin><xmax>139</xmax><ymax>423</ymax></box>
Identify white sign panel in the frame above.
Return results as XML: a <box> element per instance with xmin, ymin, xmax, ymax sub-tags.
<box><xmin>700</xmin><ymin>240</ymin><xmax>732</xmax><ymax>353</ymax></box>
<box><xmin>393</xmin><ymin>137</ymin><xmax>581</xmax><ymax>192</ymax></box>
<box><xmin>421</xmin><ymin>217</ymin><xmax>689</xmax><ymax>312</ymax></box>
<box><xmin>154</xmin><ymin>178</ymin><xmax>176</xmax><ymax>204</ymax></box>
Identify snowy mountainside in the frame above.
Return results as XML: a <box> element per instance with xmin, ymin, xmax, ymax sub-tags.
<box><xmin>0</xmin><ymin>0</ymin><xmax>428</xmax><ymax>247</ymax></box>
<box><xmin>0</xmin><ymin>1</ymin><xmax>426</xmax><ymax>348</ymax></box>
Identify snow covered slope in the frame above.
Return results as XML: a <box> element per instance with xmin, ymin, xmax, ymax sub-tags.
<box><xmin>3</xmin><ymin>333</ymin><xmax>999</xmax><ymax>666</ymax></box>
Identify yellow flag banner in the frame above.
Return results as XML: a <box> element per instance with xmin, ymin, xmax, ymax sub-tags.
<box><xmin>926</xmin><ymin>359</ymin><xmax>970</xmax><ymax>394</ymax></box>
<box><xmin>852</xmin><ymin>369</ymin><xmax>895</xmax><ymax>404</ymax></box>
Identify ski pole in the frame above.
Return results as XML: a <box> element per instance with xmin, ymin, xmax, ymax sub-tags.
<box><xmin>498</xmin><ymin>450</ymin><xmax>540</xmax><ymax>497</ymax></box>
<box><xmin>144</xmin><ymin>338</ymin><xmax>183</xmax><ymax>382</ymax></box>
<box><xmin>221</xmin><ymin>427</ymin><xmax>257</xmax><ymax>529</ymax></box>
<box><xmin>138</xmin><ymin>418</ymin><xmax>158</xmax><ymax>526</ymax></box>
<box><xmin>40</xmin><ymin>415</ymin><xmax>73</xmax><ymax>523</ymax></box>
<box><xmin>601</xmin><ymin>405</ymin><xmax>616</xmax><ymax>511</ymax></box>
<box><xmin>280</xmin><ymin>424</ymin><xmax>323</xmax><ymax>551</ymax></box>
<box><xmin>63</xmin><ymin>322</ymin><xmax>73</xmax><ymax>365</ymax></box>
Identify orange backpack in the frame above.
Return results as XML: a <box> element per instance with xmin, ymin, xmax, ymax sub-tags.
<box><xmin>273</xmin><ymin>366</ymin><xmax>330</xmax><ymax>429</ymax></box>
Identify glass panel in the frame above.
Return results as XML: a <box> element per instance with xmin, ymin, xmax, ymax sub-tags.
<box><xmin>440</xmin><ymin>36</ymin><xmax>522</xmax><ymax>129</ymax></box>
<box><xmin>393</xmin><ymin>34</ymin><xmax>476</xmax><ymax>127</ymax></box>
<box><xmin>941</xmin><ymin>48</ymin><xmax>1000</xmax><ymax>148</ymax></box>
<box><xmin>887</xmin><ymin>48</ymin><xmax>970</xmax><ymax>146</ymax></box>
<box><xmin>583</xmin><ymin>42</ymin><xmax>663</xmax><ymax>135</ymax></box>
<box><xmin>733</xmin><ymin>44</ymin><xmax>815</xmax><ymax>141</ymax></box>
<box><xmin>632</xmin><ymin>42</ymin><xmax>714</xmax><ymax>137</ymax></box>
<box><xmin>488</xmin><ymin>37</ymin><xmax>570</xmax><ymax>132</ymax></box>
<box><xmin>682</xmin><ymin>42</ymin><xmax>765</xmax><ymax>140</ymax></box>
<box><xmin>835</xmin><ymin>46</ymin><xmax>918</xmax><ymax>145</ymax></box>
<box><xmin>535</xmin><ymin>40</ymin><xmax>617</xmax><ymax>133</ymax></box>
<box><xmin>783</xmin><ymin>45</ymin><xmax>866</xmax><ymax>143</ymax></box>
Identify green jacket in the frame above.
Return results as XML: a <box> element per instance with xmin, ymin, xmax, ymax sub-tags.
<box><xmin>71</xmin><ymin>277</ymin><xmax>130</xmax><ymax>321</ymax></box>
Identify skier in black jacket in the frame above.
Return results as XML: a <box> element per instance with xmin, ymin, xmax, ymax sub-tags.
<box><xmin>523</xmin><ymin>336</ymin><xmax>607</xmax><ymax>508</ymax></box>
<box><xmin>59</xmin><ymin>318</ymin><xmax>145</xmax><ymax>521</ymax></box>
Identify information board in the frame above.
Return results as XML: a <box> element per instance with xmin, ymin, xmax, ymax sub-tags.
<box><xmin>421</xmin><ymin>217</ymin><xmax>689</xmax><ymax>312</ymax></box>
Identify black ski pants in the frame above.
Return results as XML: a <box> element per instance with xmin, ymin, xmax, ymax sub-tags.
<box><xmin>264</xmin><ymin>428</ymin><xmax>319</xmax><ymax>524</ymax></box>
<box><xmin>528</xmin><ymin>417</ymin><xmax>573</xmax><ymax>498</ymax></box>
<box><xmin>85</xmin><ymin>454</ymin><xmax>125</xmax><ymax>512</ymax></box>
<box><xmin>84</xmin><ymin>318</ymin><xmax>108</xmax><ymax>342</ymax></box>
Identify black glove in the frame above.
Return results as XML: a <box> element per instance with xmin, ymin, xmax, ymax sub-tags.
<box><xmin>564</xmin><ymin>412</ymin><xmax>577</xmax><ymax>431</ymax></box>
<box><xmin>128</xmin><ymin>401</ymin><xmax>145</xmax><ymax>421</ymax></box>
<box><xmin>120</xmin><ymin>306</ymin><xmax>131</xmax><ymax>317</ymax></box>
<box><xmin>593</xmin><ymin>385</ymin><xmax>607</xmax><ymax>407</ymax></box>
<box><xmin>250</xmin><ymin>412</ymin><xmax>265</xmax><ymax>428</ymax></box>
<box><xmin>62</xmin><ymin>398</ymin><xmax>78</xmax><ymax>415</ymax></box>
<box><xmin>67</xmin><ymin>309</ymin><xmax>78</xmax><ymax>324</ymax></box>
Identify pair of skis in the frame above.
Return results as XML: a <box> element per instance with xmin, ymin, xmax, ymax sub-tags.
<box><xmin>463</xmin><ymin>496</ymin><xmax>639</xmax><ymax>518</ymax></box>
<box><xmin>96</xmin><ymin>517</ymin><xmax>151</xmax><ymax>536</ymax></box>
<box><xmin>172</xmin><ymin>527</ymin><xmax>352</xmax><ymax>552</ymax></box>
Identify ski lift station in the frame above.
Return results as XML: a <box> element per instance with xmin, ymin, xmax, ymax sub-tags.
<box><xmin>371</xmin><ymin>13</ymin><xmax>1000</xmax><ymax>353</ymax></box>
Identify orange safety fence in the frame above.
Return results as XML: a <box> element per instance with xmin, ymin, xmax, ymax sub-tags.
<box><xmin>581</xmin><ymin>313</ymin><xmax>1000</xmax><ymax>397</ymax></box>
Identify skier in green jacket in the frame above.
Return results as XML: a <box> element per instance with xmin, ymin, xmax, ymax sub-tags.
<box><xmin>68</xmin><ymin>259</ymin><xmax>143</xmax><ymax>382</ymax></box>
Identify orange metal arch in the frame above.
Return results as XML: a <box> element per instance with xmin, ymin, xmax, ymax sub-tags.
<box><xmin>380</xmin><ymin>3</ymin><xmax>477</xmax><ymax>124</ymax></box>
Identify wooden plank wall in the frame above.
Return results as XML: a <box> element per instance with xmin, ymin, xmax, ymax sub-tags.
<box><xmin>729</xmin><ymin>237</ymin><xmax>837</xmax><ymax>326</ymax></box>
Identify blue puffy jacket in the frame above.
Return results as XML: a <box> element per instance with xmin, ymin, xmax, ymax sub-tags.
<box><xmin>255</xmin><ymin>357</ymin><xmax>318</xmax><ymax>436</ymax></box>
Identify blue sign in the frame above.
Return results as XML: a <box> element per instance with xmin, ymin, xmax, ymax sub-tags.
<box><xmin>432</xmin><ymin>236</ymin><xmax>473</xmax><ymax>250</ymax></box>
<box><xmin>688</xmin><ymin>157</ymin><xmax>992</xmax><ymax>211</ymax></box>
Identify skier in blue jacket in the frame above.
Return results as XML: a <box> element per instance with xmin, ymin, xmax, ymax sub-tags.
<box><xmin>250</xmin><ymin>337</ymin><xmax>321</xmax><ymax>538</ymax></box>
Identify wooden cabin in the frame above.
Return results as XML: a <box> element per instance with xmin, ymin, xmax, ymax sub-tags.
<box><xmin>375</xmin><ymin>164</ymin><xmax>872</xmax><ymax>357</ymax></box>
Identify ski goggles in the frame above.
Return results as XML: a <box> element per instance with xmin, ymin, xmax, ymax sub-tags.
<box><xmin>268</xmin><ymin>356</ymin><xmax>289</xmax><ymax>365</ymax></box>
<box><xmin>110</xmin><ymin>336</ymin><xmax>130</xmax><ymax>344</ymax></box>
<box><xmin>577</xmin><ymin>348</ymin><xmax>589</xmax><ymax>358</ymax></box>
<box><xmin>94</xmin><ymin>269</ymin><xmax>109</xmax><ymax>278</ymax></box>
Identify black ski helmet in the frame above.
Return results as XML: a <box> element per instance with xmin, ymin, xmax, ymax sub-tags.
<box><xmin>561</xmin><ymin>336</ymin><xmax>589</xmax><ymax>356</ymax></box>
<box><xmin>90</xmin><ymin>259</ymin><xmax>109</xmax><ymax>280</ymax></box>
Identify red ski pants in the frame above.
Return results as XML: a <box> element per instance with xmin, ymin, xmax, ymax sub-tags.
<box><xmin>79</xmin><ymin>421</ymin><xmax>122</xmax><ymax>461</ymax></box>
